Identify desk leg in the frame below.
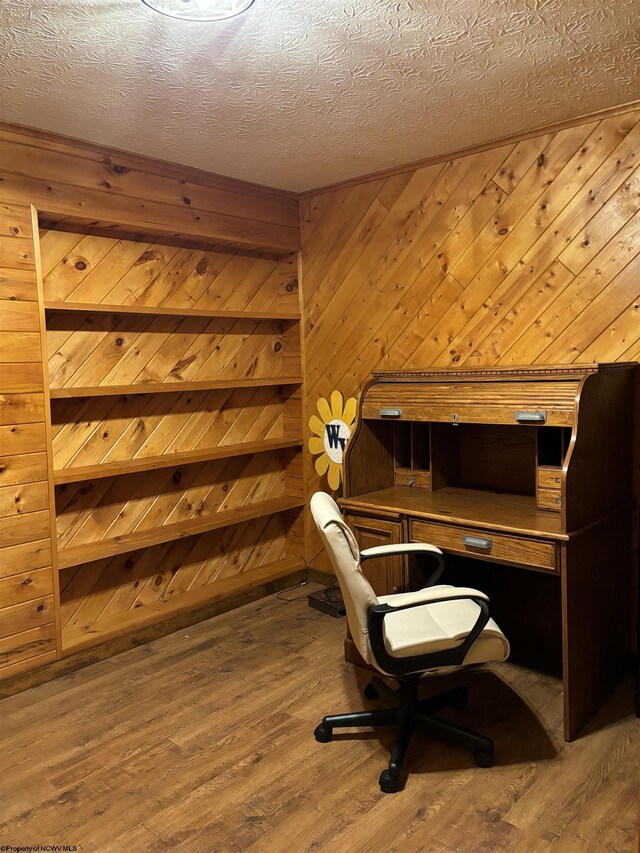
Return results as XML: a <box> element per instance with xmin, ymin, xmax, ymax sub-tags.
<box><xmin>562</xmin><ymin>512</ymin><xmax>632</xmax><ymax>740</ymax></box>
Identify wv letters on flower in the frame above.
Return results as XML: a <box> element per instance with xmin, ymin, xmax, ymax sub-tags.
<box><xmin>308</xmin><ymin>390</ymin><xmax>357</xmax><ymax>491</ymax></box>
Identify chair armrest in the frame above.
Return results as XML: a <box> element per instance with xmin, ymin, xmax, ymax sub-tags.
<box><xmin>381</xmin><ymin>586</ymin><xmax>489</xmax><ymax>608</ymax></box>
<box><xmin>360</xmin><ymin>543</ymin><xmax>444</xmax><ymax>586</ymax></box>
<box><xmin>366</xmin><ymin>592</ymin><xmax>491</xmax><ymax>676</ymax></box>
<box><xmin>360</xmin><ymin>543</ymin><xmax>443</xmax><ymax>560</ymax></box>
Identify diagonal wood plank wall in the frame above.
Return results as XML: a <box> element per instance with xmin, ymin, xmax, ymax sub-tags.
<box><xmin>2</xmin><ymin>105</ymin><xmax>639</xmax><ymax>671</ymax></box>
<box><xmin>300</xmin><ymin>106</ymin><xmax>640</xmax><ymax>568</ymax></box>
<box><xmin>38</xmin><ymin>231</ymin><xmax>302</xmax><ymax>652</ymax></box>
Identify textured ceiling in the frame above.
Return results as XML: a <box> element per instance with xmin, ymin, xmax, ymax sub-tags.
<box><xmin>0</xmin><ymin>0</ymin><xmax>639</xmax><ymax>192</ymax></box>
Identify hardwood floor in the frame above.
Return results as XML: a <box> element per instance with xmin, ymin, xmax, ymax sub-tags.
<box><xmin>1</xmin><ymin>584</ymin><xmax>638</xmax><ymax>852</ymax></box>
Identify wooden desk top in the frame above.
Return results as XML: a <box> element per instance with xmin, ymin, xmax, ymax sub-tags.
<box><xmin>340</xmin><ymin>486</ymin><xmax>569</xmax><ymax>541</ymax></box>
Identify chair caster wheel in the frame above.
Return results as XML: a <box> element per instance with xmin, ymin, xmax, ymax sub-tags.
<box><xmin>473</xmin><ymin>746</ymin><xmax>494</xmax><ymax>768</ymax></box>
<box><xmin>314</xmin><ymin>723</ymin><xmax>332</xmax><ymax>743</ymax></box>
<box><xmin>364</xmin><ymin>682</ymin><xmax>379</xmax><ymax>700</ymax></box>
<box><xmin>451</xmin><ymin>687</ymin><xmax>469</xmax><ymax>710</ymax></box>
<box><xmin>379</xmin><ymin>769</ymin><xmax>399</xmax><ymax>794</ymax></box>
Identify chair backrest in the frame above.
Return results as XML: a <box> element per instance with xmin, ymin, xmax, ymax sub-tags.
<box><xmin>310</xmin><ymin>492</ymin><xmax>378</xmax><ymax>663</ymax></box>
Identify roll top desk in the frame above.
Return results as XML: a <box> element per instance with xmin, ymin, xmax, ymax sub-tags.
<box><xmin>340</xmin><ymin>364</ymin><xmax>637</xmax><ymax>740</ymax></box>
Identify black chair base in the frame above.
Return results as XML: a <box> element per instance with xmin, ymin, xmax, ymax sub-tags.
<box><xmin>314</xmin><ymin>676</ymin><xmax>494</xmax><ymax>793</ymax></box>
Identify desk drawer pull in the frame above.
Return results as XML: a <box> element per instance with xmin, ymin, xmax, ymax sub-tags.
<box><xmin>463</xmin><ymin>535</ymin><xmax>492</xmax><ymax>550</ymax></box>
<box><xmin>380</xmin><ymin>407</ymin><xmax>403</xmax><ymax>418</ymax></box>
<box><xmin>411</xmin><ymin>519</ymin><xmax>557</xmax><ymax>571</ymax></box>
<box><xmin>515</xmin><ymin>410</ymin><xmax>547</xmax><ymax>424</ymax></box>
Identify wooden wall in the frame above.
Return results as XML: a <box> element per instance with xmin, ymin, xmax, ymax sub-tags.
<box><xmin>39</xmin><ymin>230</ymin><xmax>302</xmax><ymax>652</ymax></box>
<box><xmin>0</xmin><ymin>124</ymin><xmax>303</xmax><ymax>681</ymax></box>
<box><xmin>0</xmin><ymin>123</ymin><xmax>299</xmax><ymax>254</ymax></box>
<box><xmin>0</xmin><ymin>205</ymin><xmax>58</xmax><ymax>677</ymax></box>
<box><xmin>2</xmin><ymin>103</ymin><xmax>639</xmax><ymax>665</ymax></box>
<box><xmin>300</xmin><ymin>105</ymin><xmax>640</xmax><ymax>568</ymax></box>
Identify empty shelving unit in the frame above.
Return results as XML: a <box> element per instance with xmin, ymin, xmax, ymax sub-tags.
<box><xmin>2</xmin><ymin>210</ymin><xmax>307</xmax><ymax>667</ymax></box>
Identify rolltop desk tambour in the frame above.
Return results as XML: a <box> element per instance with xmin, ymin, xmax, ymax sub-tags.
<box><xmin>339</xmin><ymin>364</ymin><xmax>637</xmax><ymax>741</ymax></box>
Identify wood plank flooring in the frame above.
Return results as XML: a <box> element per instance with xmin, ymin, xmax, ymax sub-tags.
<box><xmin>1</xmin><ymin>585</ymin><xmax>638</xmax><ymax>852</ymax></box>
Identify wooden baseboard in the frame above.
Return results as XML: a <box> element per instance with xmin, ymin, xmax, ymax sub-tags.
<box><xmin>0</xmin><ymin>566</ymin><xmax>307</xmax><ymax>699</ymax></box>
<box><xmin>306</xmin><ymin>567</ymin><xmax>336</xmax><ymax>585</ymax></box>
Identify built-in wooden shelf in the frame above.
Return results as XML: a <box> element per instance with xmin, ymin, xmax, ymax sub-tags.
<box><xmin>49</xmin><ymin>376</ymin><xmax>303</xmax><ymax>399</ymax></box>
<box><xmin>0</xmin><ymin>219</ymin><xmax>309</xmax><ymax>683</ymax></box>
<box><xmin>61</xmin><ymin>555</ymin><xmax>306</xmax><ymax>654</ymax></box>
<box><xmin>57</xmin><ymin>496</ymin><xmax>305</xmax><ymax>570</ymax></box>
<box><xmin>54</xmin><ymin>437</ymin><xmax>304</xmax><ymax>485</ymax></box>
<box><xmin>44</xmin><ymin>301</ymin><xmax>301</xmax><ymax>322</ymax></box>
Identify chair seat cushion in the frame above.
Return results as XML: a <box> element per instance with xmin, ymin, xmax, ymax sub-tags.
<box><xmin>379</xmin><ymin>585</ymin><xmax>509</xmax><ymax>666</ymax></box>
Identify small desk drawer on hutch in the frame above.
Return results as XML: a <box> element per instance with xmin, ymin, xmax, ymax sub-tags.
<box><xmin>394</xmin><ymin>468</ymin><xmax>432</xmax><ymax>489</ymax></box>
<box><xmin>410</xmin><ymin>519</ymin><xmax>557</xmax><ymax>572</ymax></box>
<box><xmin>537</xmin><ymin>488</ymin><xmax>562</xmax><ymax>511</ymax></box>
<box><xmin>537</xmin><ymin>468</ymin><xmax>563</xmax><ymax>489</ymax></box>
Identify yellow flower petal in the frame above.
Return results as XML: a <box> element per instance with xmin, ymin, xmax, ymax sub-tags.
<box><xmin>330</xmin><ymin>389</ymin><xmax>344</xmax><ymax>420</ymax></box>
<box><xmin>342</xmin><ymin>396</ymin><xmax>357</xmax><ymax>426</ymax></box>
<box><xmin>315</xmin><ymin>454</ymin><xmax>330</xmax><ymax>476</ymax></box>
<box><xmin>308</xmin><ymin>436</ymin><xmax>324</xmax><ymax>455</ymax></box>
<box><xmin>309</xmin><ymin>414</ymin><xmax>325</xmax><ymax>437</ymax></box>
<box><xmin>327</xmin><ymin>460</ymin><xmax>342</xmax><ymax>491</ymax></box>
<box><xmin>317</xmin><ymin>396</ymin><xmax>332</xmax><ymax>423</ymax></box>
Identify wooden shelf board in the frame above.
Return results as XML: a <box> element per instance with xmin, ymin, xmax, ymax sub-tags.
<box><xmin>340</xmin><ymin>486</ymin><xmax>569</xmax><ymax>540</ymax></box>
<box><xmin>60</xmin><ymin>556</ymin><xmax>306</xmax><ymax>654</ymax></box>
<box><xmin>57</xmin><ymin>496</ymin><xmax>305</xmax><ymax>570</ymax></box>
<box><xmin>53</xmin><ymin>437</ymin><xmax>304</xmax><ymax>485</ymax></box>
<box><xmin>45</xmin><ymin>301</ymin><xmax>301</xmax><ymax>322</ymax></box>
<box><xmin>49</xmin><ymin>377</ymin><xmax>303</xmax><ymax>399</ymax></box>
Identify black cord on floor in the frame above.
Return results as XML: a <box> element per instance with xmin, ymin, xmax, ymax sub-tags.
<box><xmin>276</xmin><ymin>578</ymin><xmax>310</xmax><ymax>602</ymax></box>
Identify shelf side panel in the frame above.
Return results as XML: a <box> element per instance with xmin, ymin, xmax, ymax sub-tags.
<box><xmin>0</xmin><ymin>203</ymin><xmax>59</xmax><ymax>679</ymax></box>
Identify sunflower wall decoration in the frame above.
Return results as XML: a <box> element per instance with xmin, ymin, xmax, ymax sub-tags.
<box><xmin>308</xmin><ymin>390</ymin><xmax>358</xmax><ymax>492</ymax></box>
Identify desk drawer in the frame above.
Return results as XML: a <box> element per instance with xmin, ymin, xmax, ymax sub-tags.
<box><xmin>410</xmin><ymin>519</ymin><xmax>557</xmax><ymax>572</ymax></box>
<box><xmin>537</xmin><ymin>488</ymin><xmax>562</xmax><ymax>511</ymax></box>
<box><xmin>394</xmin><ymin>468</ymin><xmax>432</xmax><ymax>489</ymax></box>
<box><xmin>537</xmin><ymin>467</ymin><xmax>562</xmax><ymax>489</ymax></box>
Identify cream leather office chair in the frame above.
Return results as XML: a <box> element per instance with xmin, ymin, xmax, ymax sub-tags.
<box><xmin>310</xmin><ymin>491</ymin><xmax>509</xmax><ymax>793</ymax></box>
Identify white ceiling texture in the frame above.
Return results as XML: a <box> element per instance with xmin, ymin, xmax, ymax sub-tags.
<box><xmin>0</xmin><ymin>0</ymin><xmax>638</xmax><ymax>191</ymax></box>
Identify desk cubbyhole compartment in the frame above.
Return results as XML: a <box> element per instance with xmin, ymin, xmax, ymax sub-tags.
<box><xmin>537</xmin><ymin>427</ymin><xmax>571</xmax><ymax>468</ymax></box>
<box><xmin>393</xmin><ymin>422</ymin><xmax>412</xmax><ymax>469</ymax></box>
<box><xmin>392</xmin><ymin>422</ymin><xmax>431</xmax><ymax>488</ymax></box>
<box><xmin>410</xmin><ymin>422</ymin><xmax>430</xmax><ymax>471</ymax></box>
<box><xmin>431</xmin><ymin>422</ymin><xmax>536</xmax><ymax>496</ymax></box>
